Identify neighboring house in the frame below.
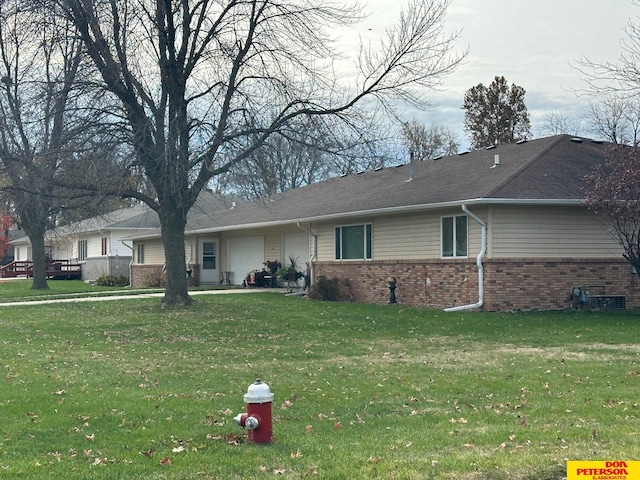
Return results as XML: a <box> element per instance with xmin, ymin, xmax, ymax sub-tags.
<box><xmin>10</xmin><ymin>191</ymin><xmax>237</xmax><ymax>284</ymax></box>
<box><xmin>129</xmin><ymin>135</ymin><xmax>638</xmax><ymax>310</ymax></box>
<box><xmin>1</xmin><ymin>229</ymin><xmax>24</xmax><ymax>265</ymax></box>
<box><xmin>10</xmin><ymin>204</ymin><xmax>160</xmax><ymax>282</ymax></box>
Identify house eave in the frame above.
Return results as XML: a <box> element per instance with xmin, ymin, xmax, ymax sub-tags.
<box><xmin>128</xmin><ymin>197</ymin><xmax>586</xmax><ymax>241</ymax></box>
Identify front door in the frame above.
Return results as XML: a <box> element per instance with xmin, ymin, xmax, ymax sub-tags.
<box><xmin>199</xmin><ymin>238</ymin><xmax>219</xmax><ymax>284</ymax></box>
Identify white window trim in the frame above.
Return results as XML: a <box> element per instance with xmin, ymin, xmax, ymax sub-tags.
<box><xmin>441</xmin><ymin>214</ymin><xmax>468</xmax><ymax>258</ymax></box>
<box><xmin>136</xmin><ymin>243</ymin><xmax>145</xmax><ymax>264</ymax></box>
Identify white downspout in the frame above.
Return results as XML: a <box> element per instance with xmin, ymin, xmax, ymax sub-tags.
<box><xmin>444</xmin><ymin>204</ymin><xmax>486</xmax><ymax>312</ymax></box>
<box><xmin>121</xmin><ymin>240</ymin><xmax>134</xmax><ymax>287</ymax></box>
<box><xmin>296</xmin><ymin>222</ymin><xmax>317</xmax><ymax>288</ymax></box>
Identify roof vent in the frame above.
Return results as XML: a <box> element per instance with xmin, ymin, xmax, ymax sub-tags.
<box><xmin>570</xmin><ymin>137</ymin><xmax>583</xmax><ymax>143</ymax></box>
<box><xmin>590</xmin><ymin>139</ymin><xmax>603</xmax><ymax>145</ymax></box>
<box><xmin>432</xmin><ymin>155</ymin><xmax>443</xmax><ymax>161</ymax></box>
<box><xmin>407</xmin><ymin>151</ymin><xmax>415</xmax><ymax>182</ymax></box>
<box><xmin>485</xmin><ymin>145</ymin><xmax>497</xmax><ymax>150</ymax></box>
<box><xmin>516</xmin><ymin>139</ymin><xmax>527</xmax><ymax>145</ymax></box>
<box><xmin>490</xmin><ymin>154</ymin><xmax>500</xmax><ymax>169</ymax></box>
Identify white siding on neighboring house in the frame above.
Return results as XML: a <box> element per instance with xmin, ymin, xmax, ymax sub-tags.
<box><xmin>490</xmin><ymin>206</ymin><xmax>621</xmax><ymax>258</ymax></box>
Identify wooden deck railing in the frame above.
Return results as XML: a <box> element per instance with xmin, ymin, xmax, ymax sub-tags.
<box><xmin>1</xmin><ymin>260</ymin><xmax>82</xmax><ymax>280</ymax></box>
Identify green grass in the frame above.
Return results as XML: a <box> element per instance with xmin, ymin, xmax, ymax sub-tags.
<box><xmin>0</xmin><ymin>279</ymin><xmax>229</xmax><ymax>302</ymax></box>
<box><xmin>0</xmin><ymin>292</ymin><xmax>638</xmax><ymax>479</ymax></box>
<box><xmin>0</xmin><ymin>279</ymin><xmax>143</xmax><ymax>300</ymax></box>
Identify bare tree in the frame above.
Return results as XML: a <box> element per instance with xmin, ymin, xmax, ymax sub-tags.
<box><xmin>578</xmin><ymin>0</ymin><xmax>640</xmax><ymax>96</ymax></box>
<box><xmin>58</xmin><ymin>0</ymin><xmax>465</xmax><ymax>306</ymax></box>
<box><xmin>401</xmin><ymin>119</ymin><xmax>459</xmax><ymax>160</ymax></box>
<box><xmin>538</xmin><ymin>111</ymin><xmax>581</xmax><ymax>137</ymax></box>
<box><xmin>585</xmin><ymin>94</ymin><xmax>640</xmax><ymax>146</ymax></box>
<box><xmin>228</xmin><ymin>114</ymin><xmax>392</xmax><ymax>199</ymax></box>
<box><xmin>0</xmin><ymin>0</ymin><xmax>108</xmax><ymax>289</ymax></box>
<box><xmin>584</xmin><ymin>144</ymin><xmax>640</xmax><ymax>274</ymax></box>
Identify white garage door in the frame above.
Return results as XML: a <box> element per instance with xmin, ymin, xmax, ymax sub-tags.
<box><xmin>228</xmin><ymin>236</ymin><xmax>264</xmax><ymax>285</ymax></box>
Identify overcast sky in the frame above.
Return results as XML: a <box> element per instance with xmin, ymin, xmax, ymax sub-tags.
<box><xmin>355</xmin><ymin>0</ymin><xmax>638</xmax><ymax>149</ymax></box>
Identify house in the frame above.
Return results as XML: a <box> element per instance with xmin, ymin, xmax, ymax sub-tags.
<box><xmin>10</xmin><ymin>204</ymin><xmax>160</xmax><ymax>282</ymax></box>
<box><xmin>129</xmin><ymin>134</ymin><xmax>638</xmax><ymax>310</ymax></box>
<box><xmin>10</xmin><ymin>192</ymin><xmax>238</xmax><ymax>284</ymax></box>
<box><xmin>1</xmin><ymin>229</ymin><xmax>24</xmax><ymax>266</ymax></box>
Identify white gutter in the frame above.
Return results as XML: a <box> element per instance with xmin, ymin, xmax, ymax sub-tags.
<box><xmin>444</xmin><ymin>204</ymin><xmax>487</xmax><ymax>312</ymax></box>
<box><xmin>130</xmin><ymin>198</ymin><xmax>585</xmax><ymax>241</ymax></box>
<box><xmin>296</xmin><ymin>222</ymin><xmax>317</xmax><ymax>288</ymax></box>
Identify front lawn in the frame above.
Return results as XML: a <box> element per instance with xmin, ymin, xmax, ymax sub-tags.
<box><xmin>0</xmin><ymin>293</ymin><xmax>638</xmax><ymax>479</ymax></box>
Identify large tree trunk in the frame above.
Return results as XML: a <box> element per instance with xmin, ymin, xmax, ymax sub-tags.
<box><xmin>158</xmin><ymin>206</ymin><xmax>193</xmax><ymax>306</ymax></box>
<box><xmin>26</xmin><ymin>230</ymin><xmax>49</xmax><ymax>291</ymax></box>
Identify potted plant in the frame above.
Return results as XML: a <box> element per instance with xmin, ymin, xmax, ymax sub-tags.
<box><xmin>277</xmin><ymin>256</ymin><xmax>304</xmax><ymax>283</ymax></box>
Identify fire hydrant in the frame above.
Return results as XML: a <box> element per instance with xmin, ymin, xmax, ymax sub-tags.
<box><xmin>233</xmin><ymin>379</ymin><xmax>274</xmax><ymax>444</ymax></box>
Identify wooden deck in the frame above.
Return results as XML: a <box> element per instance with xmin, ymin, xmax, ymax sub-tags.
<box><xmin>1</xmin><ymin>260</ymin><xmax>82</xmax><ymax>280</ymax></box>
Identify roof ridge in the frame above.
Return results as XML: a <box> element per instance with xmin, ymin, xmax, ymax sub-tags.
<box><xmin>484</xmin><ymin>135</ymin><xmax>567</xmax><ymax>198</ymax></box>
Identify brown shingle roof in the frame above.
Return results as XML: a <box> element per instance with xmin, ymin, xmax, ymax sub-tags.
<box><xmin>181</xmin><ymin>135</ymin><xmax>608</xmax><ymax>233</ymax></box>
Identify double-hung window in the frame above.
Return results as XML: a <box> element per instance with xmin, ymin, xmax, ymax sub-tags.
<box><xmin>442</xmin><ymin>215</ymin><xmax>468</xmax><ymax>257</ymax></box>
<box><xmin>78</xmin><ymin>239</ymin><xmax>88</xmax><ymax>261</ymax></box>
<box><xmin>335</xmin><ymin>224</ymin><xmax>372</xmax><ymax>260</ymax></box>
<box><xmin>137</xmin><ymin>243</ymin><xmax>145</xmax><ymax>264</ymax></box>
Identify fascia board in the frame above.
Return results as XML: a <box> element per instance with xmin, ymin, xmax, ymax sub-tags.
<box><xmin>128</xmin><ymin>198</ymin><xmax>586</xmax><ymax>241</ymax></box>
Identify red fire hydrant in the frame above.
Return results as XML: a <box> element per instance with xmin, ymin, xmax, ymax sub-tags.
<box><xmin>233</xmin><ymin>379</ymin><xmax>274</xmax><ymax>444</ymax></box>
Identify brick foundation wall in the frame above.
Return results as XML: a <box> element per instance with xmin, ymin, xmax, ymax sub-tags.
<box><xmin>483</xmin><ymin>258</ymin><xmax>639</xmax><ymax>311</ymax></box>
<box><xmin>131</xmin><ymin>264</ymin><xmax>164</xmax><ymax>288</ymax></box>
<box><xmin>313</xmin><ymin>258</ymin><xmax>639</xmax><ymax>311</ymax></box>
<box><xmin>131</xmin><ymin>263</ymin><xmax>201</xmax><ymax>288</ymax></box>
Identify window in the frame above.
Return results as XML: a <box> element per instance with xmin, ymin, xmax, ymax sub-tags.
<box><xmin>101</xmin><ymin>237</ymin><xmax>108</xmax><ymax>256</ymax></box>
<box><xmin>78</xmin><ymin>239</ymin><xmax>88</xmax><ymax>261</ymax></box>
<box><xmin>202</xmin><ymin>241</ymin><xmax>216</xmax><ymax>270</ymax></box>
<box><xmin>442</xmin><ymin>215</ymin><xmax>468</xmax><ymax>257</ymax></box>
<box><xmin>137</xmin><ymin>243</ymin><xmax>145</xmax><ymax>264</ymax></box>
<box><xmin>335</xmin><ymin>224</ymin><xmax>372</xmax><ymax>260</ymax></box>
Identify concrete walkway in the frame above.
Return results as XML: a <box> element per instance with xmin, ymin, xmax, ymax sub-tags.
<box><xmin>0</xmin><ymin>288</ymin><xmax>275</xmax><ymax>307</ymax></box>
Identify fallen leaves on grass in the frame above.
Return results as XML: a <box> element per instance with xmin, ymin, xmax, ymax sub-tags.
<box><xmin>140</xmin><ymin>449</ymin><xmax>154</xmax><ymax>458</ymax></box>
<box><xmin>206</xmin><ymin>433</ymin><xmax>243</xmax><ymax>445</ymax></box>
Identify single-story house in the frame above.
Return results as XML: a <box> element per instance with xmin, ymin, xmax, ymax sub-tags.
<box><xmin>10</xmin><ymin>204</ymin><xmax>160</xmax><ymax>282</ymax></box>
<box><xmin>128</xmin><ymin>134</ymin><xmax>637</xmax><ymax>310</ymax></box>
<box><xmin>10</xmin><ymin>192</ymin><xmax>237</xmax><ymax>284</ymax></box>
<box><xmin>1</xmin><ymin>229</ymin><xmax>24</xmax><ymax>265</ymax></box>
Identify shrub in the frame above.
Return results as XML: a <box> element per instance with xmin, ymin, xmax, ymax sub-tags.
<box><xmin>308</xmin><ymin>276</ymin><xmax>340</xmax><ymax>301</ymax></box>
<box><xmin>95</xmin><ymin>274</ymin><xmax>130</xmax><ymax>287</ymax></box>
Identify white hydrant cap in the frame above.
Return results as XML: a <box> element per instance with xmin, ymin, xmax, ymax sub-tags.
<box><xmin>243</xmin><ymin>379</ymin><xmax>274</xmax><ymax>404</ymax></box>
